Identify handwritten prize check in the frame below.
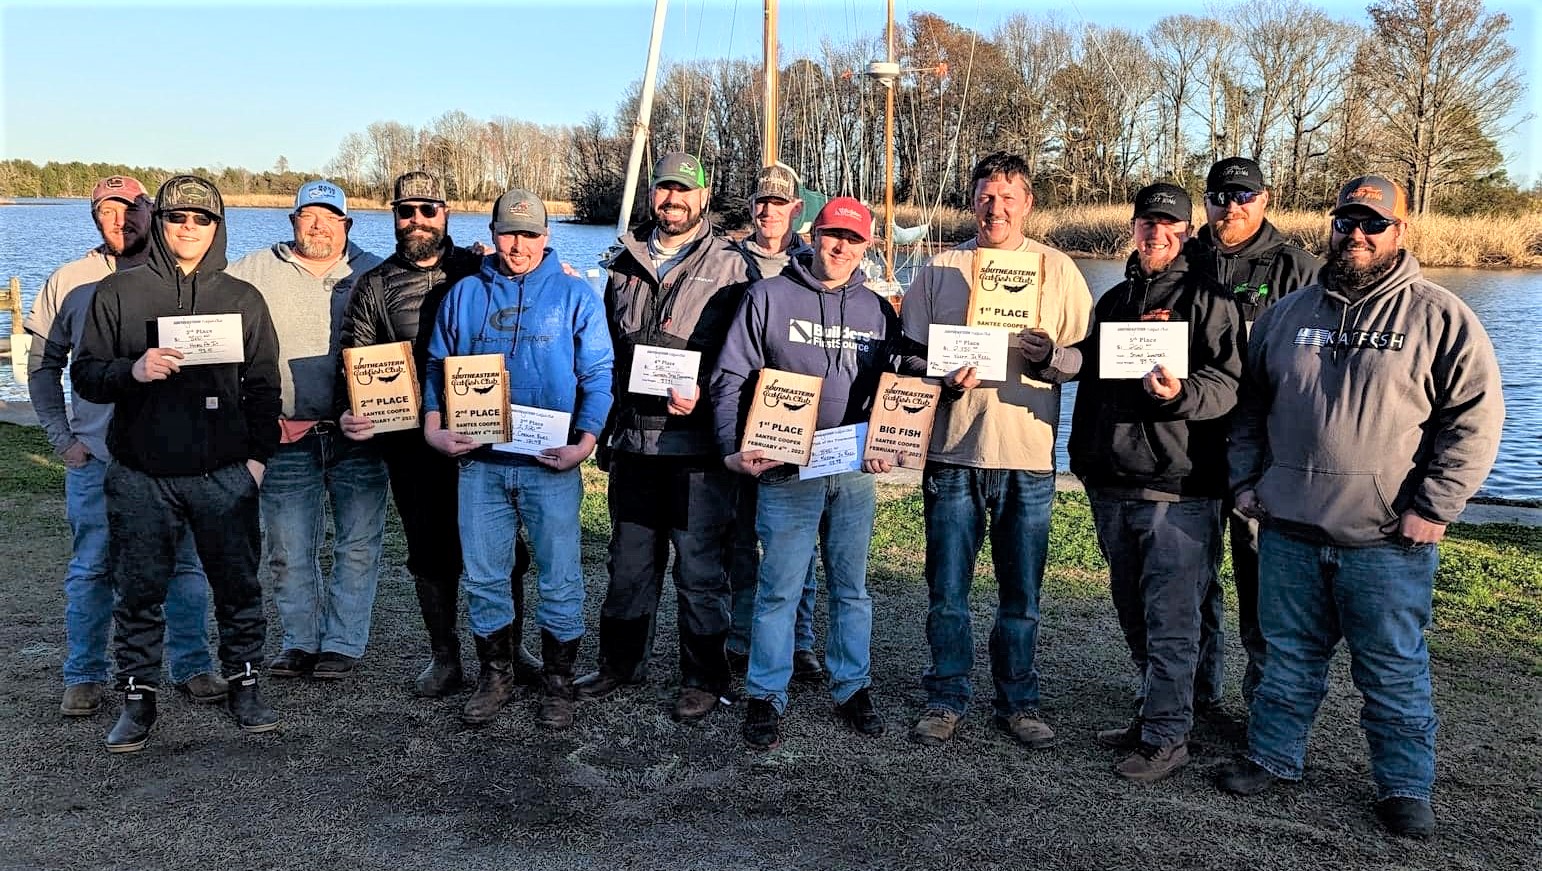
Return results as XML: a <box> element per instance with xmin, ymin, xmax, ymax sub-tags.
<box><xmin>157</xmin><ymin>313</ymin><xmax>244</xmax><ymax>365</ymax></box>
<box><xmin>798</xmin><ymin>423</ymin><xmax>867</xmax><ymax>481</ymax></box>
<box><xmin>492</xmin><ymin>405</ymin><xmax>573</xmax><ymax>457</ymax></box>
<box><xmin>926</xmin><ymin>324</ymin><xmax>1010</xmax><ymax>382</ymax></box>
<box><xmin>1098</xmin><ymin>322</ymin><xmax>1190</xmax><ymax>379</ymax></box>
<box><xmin>627</xmin><ymin>346</ymin><xmax>701</xmax><ymax>397</ymax></box>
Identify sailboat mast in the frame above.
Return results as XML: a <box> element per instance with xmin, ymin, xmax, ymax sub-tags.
<box><xmin>883</xmin><ymin>0</ymin><xmax>896</xmax><ymax>282</ymax></box>
<box><xmin>617</xmin><ymin>0</ymin><xmax>670</xmax><ymax>238</ymax></box>
<box><xmin>763</xmin><ymin>0</ymin><xmax>779</xmax><ymax>167</ymax></box>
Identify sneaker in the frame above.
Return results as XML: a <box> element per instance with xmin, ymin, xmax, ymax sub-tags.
<box><xmin>1096</xmin><ymin>718</ymin><xmax>1142</xmax><ymax>752</ymax></box>
<box><xmin>792</xmin><ymin>649</ymin><xmax>825</xmax><ymax>683</ymax></box>
<box><xmin>175</xmin><ymin>672</ymin><xmax>229</xmax><ymax>704</ymax></box>
<box><xmin>1215</xmin><ymin>757</ymin><xmax>1285</xmax><ymax>796</ymax></box>
<box><xmin>910</xmin><ymin>708</ymin><xmax>962</xmax><ymax>746</ymax></box>
<box><xmin>1375</xmin><ymin>797</ymin><xmax>1436</xmax><ymax>839</ymax></box>
<box><xmin>994</xmin><ymin>710</ymin><xmax>1056</xmax><ymax>749</ymax></box>
<box><xmin>311</xmin><ymin>652</ymin><xmax>358</xmax><ymax>680</ymax></box>
<box><xmin>742</xmin><ymin>698</ymin><xmax>782</xmax><ymax>750</ymax></box>
<box><xmin>834</xmin><ymin>688</ymin><xmax>885</xmax><ymax>737</ymax></box>
<box><xmin>61</xmin><ymin>682</ymin><xmax>104</xmax><ymax>717</ymax></box>
<box><xmin>1115</xmin><ymin>741</ymin><xmax>1190</xmax><ymax>783</ymax></box>
<box><xmin>267</xmin><ymin>648</ymin><xmax>317</xmax><ymax>678</ymax></box>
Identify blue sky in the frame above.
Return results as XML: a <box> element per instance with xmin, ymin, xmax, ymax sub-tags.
<box><xmin>2</xmin><ymin>0</ymin><xmax>1536</xmax><ymax>183</ymax></box>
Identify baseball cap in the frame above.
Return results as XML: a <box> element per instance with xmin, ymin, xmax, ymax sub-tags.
<box><xmin>1331</xmin><ymin>175</ymin><xmax>1408</xmax><ymax>221</ymax></box>
<box><xmin>1133</xmin><ymin>183</ymin><xmax>1191</xmax><ymax>222</ymax></box>
<box><xmin>1206</xmin><ymin>157</ymin><xmax>1266</xmax><ymax>192</ymax></box>
<box><xmin>491</xmin><ymin>189</ymin><xmax>547</xmax><ymax>235</ymax></box>
<box><xmin>652</xmin><ymin>152</ymin><xmax>706</xmax><ymax>190</ymax></box>
<box><xmin>295</xmin><ymin>180</ymin><xmax>348</xmax><ymax>216</ymax></box>
<box><xmin>391</xmin><ymin>170</ymin><xmax>446</xmax><ymax>205</ymax></box>
<box><xmin>155</xmin><ymin>175</ymin><xmax>224</xmax><ymax>219</ymax></box>
<box><xmin>91</xmin><ymin>175</ymin><xmax>148</xmax><ymax>207</ymax></box>
<box><xmin>752</xmin><ymin>163</ymin><xmax>801</xmax><ymax>203</ymax></box>
<box><xmin>811</xmin><ymin>197</ymin><xmax>873</xmax><ymax>242</ymax></box>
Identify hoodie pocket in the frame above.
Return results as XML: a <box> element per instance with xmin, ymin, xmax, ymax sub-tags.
<box><xmin>1256</xmin><ymin>463</ymin><xmax>1397</xmax><ymax>544</ymax></box>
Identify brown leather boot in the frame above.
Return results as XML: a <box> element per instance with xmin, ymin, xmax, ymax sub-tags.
<box><xmin>536</xmin><ymin>629</ymin><xmax>581</xmax><ymax>730</ymax></box>
<box><xmin>461</xmin><ymin>626</ymin><xmax>516</xmax><ymax>726</ymax></box>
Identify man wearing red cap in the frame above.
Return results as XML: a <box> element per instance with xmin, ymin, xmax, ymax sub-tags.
<box><xmin>711</xmin><ymin>197</ymin><xmax>926</xmax><ymax>749</ymax></box>
<box><xmin>26</xmin><ymin>176</ymin><xmax>224</xmax><ymax>718</ymax></box>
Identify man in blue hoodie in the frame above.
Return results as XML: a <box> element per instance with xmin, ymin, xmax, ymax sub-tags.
<box><xmin>422</xmin><ymin>189</ymin><xmax>614</xmax><ymax>731</ymax></box>
<box><xmin>712</xmin><ymin>198</ymin><xmax>926</xmax><ymax>750</ymax></box>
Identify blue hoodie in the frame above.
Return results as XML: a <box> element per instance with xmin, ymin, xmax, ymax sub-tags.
<box><xmin>424</xmin><ymin>249</ymin><xmax>614</xmax><ymax>461</ymax></box>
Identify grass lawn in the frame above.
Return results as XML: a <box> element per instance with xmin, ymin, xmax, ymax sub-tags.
<box><xmin>0</xmin><ymin>422</ymin><xmax>1537</xmax><ymax>870</ymax></box>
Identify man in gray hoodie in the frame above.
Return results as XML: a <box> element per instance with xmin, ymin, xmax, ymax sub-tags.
<box><xmin>1215</xmin><ymin>176</ymin><xmax>1503</xmax><ymax>840</ymax></box>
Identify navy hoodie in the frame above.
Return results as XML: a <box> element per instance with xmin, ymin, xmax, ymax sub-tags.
<box><xmin>710</xmin><ymin>254</ymin><xmax>926</xmax><ymax>459</ymax></box>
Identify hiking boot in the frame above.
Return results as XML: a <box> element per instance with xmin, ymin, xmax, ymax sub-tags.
<box><xmin>1115</xmin><ymin>741</ymin><xmax>1189</xmax><ymax>783</ymax></box>
<box><xmin>267</xmin><ymin>648</ymin><xmax>316</xmax><ymax>678</ymax></box>
<box><xmin>462</xmin><ymin>627</ymin><xmax>516</xmax><ymax>727</ymax></box>
<box><xmin>1375</xmin><ymin>797</ymin><xmax>1436</xmax><ymax>839</ymax></box>
<box><xmin>1096</xmin><ymin>718</ymin><xmax>1143</xmax><ymax>752</ymax></box>
<box><xmin>105</xmin><ymin>680</ymin><xmax>156</xmax><ymax>753</ymax></box>
<box><xmin>673</xmin><ymin>686</ymin><xmax>720</xmax><ymax>723</ymax></box>
<box><xmin>311</xmin><ymin>652</ymin><xmax>358</xmax><ymax>680</ymax></box>
<box><xmin>1215</xmin><ymin>757</ymin><xmax>1285</xmax><ymax>796</ymax></box>
<box><xmin>573</xmin><ymin>668</ymin><xmax>637</xmax><ymax>701</ymax></box>
<box><xmin>910</xmin><ymin>708</ymin><xmax>963</xmax><ymax>746</ymax></box>
<box><xmin>792</xmin><ymin>649</ymin><xmax>825</xmax><ymax>683</ymax></box>
<box><xmin>834</xmin><ymin>688</ymin><xmax>885</xmax><ymax>737</ymax></box>
<box><xmin>61</xmin><ymin>682</ymin><xmax>104</xmax><ymax>717</ymax></box>
<box><xmin>742</xmin><ymin>698</ymin><xmax>782</xmax><ymax>750</ymax></box>
<box><xmin>175</xmin><ymin>672</ymin><xmax>229</xmax><ymax>704</ymax></box>
<box><xmin>226</xmin><ymin>664</ymin><xmax>280</xmax><ymax>733</ymax></box>
<box><xmin>536</xmin><ymin>630</ymin><xmax>580</xmax><ymax>731</ymax></box>
<box><xmin>414</xmin><ymin>653</ymin><xmax>465</xmax><ymax>698</ymax></box>
<box><xmin>995</xmin><ymin>710</ymin><xmax>1056</xmax><ymax>749</ymax></box>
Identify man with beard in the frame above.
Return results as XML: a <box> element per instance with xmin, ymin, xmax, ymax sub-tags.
<box><xmin>1186</xmin><ymin>157</ymin><xmax>1319</xmax><ymax>719</ymax></box>
<box><xmin>726</xmin><ymin>162</ymin><xmax>822</xmax><ymax>682</ymax></box>
<box><xmin>72</xmin><ymin>174</ymin><xmax>282</xmax><ymax>751</ymax></box>
<box><xmin>227</xmin><ymin>181</ymin><xmax>387</xmax><ymax>682</ymax></box>
<box><xmin>900</xmin><ymin>152</ymin><xmax>1092</xmax><ymax>749</ymax></box>
<box><xmin>577</xmin><ymin>152</ymin><xmax>750</xmax><ymax>722</ymax></box>
<box><xmin>1024</xmin><ymin>183</ymin><xmax>1245</xmax><ymax>782</ymax></box>
<box><xmin>27</xmin><ymin>176</ymin><xmax>224</xmax><ymax>717</ymax></box>
<box><xmin>339</xmin><ymin>170</ymin><xmax>539</xmax><ymax>697</ymax></box>
<box><xmin>1216</xmin><ymin>176</ymin><xmax>1502</xmax><ymax>839</ymax></box>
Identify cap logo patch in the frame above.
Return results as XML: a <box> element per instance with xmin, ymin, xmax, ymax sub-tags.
<box><xmin>508</xmin><ymin>202</ymin><xmax>533</xmax><ymax>216</ymax></box>
<box><xmin>1350</xmin><ymin>185</ymin><xmax>1384</xmax><ymax>202</ymax></box>
<box><xmin>1225</xmin><ymin>166</ymin><xmax>1249</xmax><ymax>177</ymax></box>
<box><xmin>104</xmin><ymin>177</ymin><xmax>126</xmax><ymax>189</ymax></box>
<box><xmin>836</xmin><ymin>207</ymin><xmax>862</xmax><ymax>219</ymax></box>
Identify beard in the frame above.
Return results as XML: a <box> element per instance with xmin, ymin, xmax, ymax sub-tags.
<box><xmin>1324</xmin><ymin>239</ymin><xmax>1400</xmax><ymax>295</ymax></box>
<box><xmin>1138</xmin><ymin>248</ymin><xmax>1178</xmax><ymax>275</ymax></box>
<box><xmin>294</xmin><ymin>234</ymin><xmax>337</xmax><ymax>260</ymax></box>
<box><xmin>656</xmin><ymin>205</ymin><xmax>704</xmax><ymax>237</ymax></box>
<box><xmin>397</xmin><ymin>223</ymin><xmax>445</xmax><ymax>262</ymax></box>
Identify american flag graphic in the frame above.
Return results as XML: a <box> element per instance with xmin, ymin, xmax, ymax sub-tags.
<box><xmin>1294</xmin><ymin>327</ymin><xmax>1334</xmax><ymax>347</ymax></box>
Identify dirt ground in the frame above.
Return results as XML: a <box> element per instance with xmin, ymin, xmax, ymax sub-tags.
<box><xmin>1</xmin><ymin>474</ymin><xmax>1538</xmax><ymax>871</ymax></box>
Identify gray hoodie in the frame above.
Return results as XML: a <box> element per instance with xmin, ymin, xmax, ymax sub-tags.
<box><xmin>1230</xmin><ymin>252</ymin><xmax>1503</xmax><ymax>546</ymax></box>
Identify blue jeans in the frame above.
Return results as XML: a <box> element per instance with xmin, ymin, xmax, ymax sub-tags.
<box><xmin>64</xmin><ymin>457</ymin><xmax>214</xmax><ymax>685</ymax></box>
<box><xmin>728</xmin><ymin>556</ymin><xmax>818</xmax><ymax>656</ymax></box>
<box><xmin>746</xmin><ymin>471</ymin><xmax>876</xmax><ymax>712</ymax></box>
<box><xmin>1248</xmin><ymin>527</ymin><xmax>1439</xmax><ymax>801</ymax></box>
<box><xmin>260</xmin><ymin>430</ymin><xmax>389</xmax><ymax>657</ymax></box>
<box><xmin>458</xmin><ymin>458</ymin><xmax>586</xmax><ymax>643</ymax></box>
<box><xmin>921</xmin><ymin>464</ymin><xmax>1054</xmax><ymax>718</ymax></box>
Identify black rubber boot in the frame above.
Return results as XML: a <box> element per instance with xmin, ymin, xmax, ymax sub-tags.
<box><xmin>226</xmin><ymin>663</ymin><xmax>280</xmax><ymax>733</ymax></box>
<box><xmin>574</xmin><ymin>615</ymin><xmax>650</xmax><ymax>700</ymax></box>
<box><xmin>537</xmin><ymin>629</ymin><xmax>581</xmax><ymax>730</ymax></box>
<box><xmin>105</xmin><ymin>679</ymin><xmax>157</xmax><ymax>753</ymax></box>
<box><xmin>413</xmin><ymin>576</ymin><xmax>465</xmax><ymax>698</ymax></box>
<box><xmin>462</xmin><ymin>625</ymin><xmax>516</xmax><ymax>726</ymax></box>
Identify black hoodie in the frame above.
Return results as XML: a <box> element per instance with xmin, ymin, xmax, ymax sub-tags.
<box><xmin>1185</xmin><ymin>219</ymin><xmax>1319</xmax><ymax>324</ymax></box>
<box><xmin>1041</xmin><ymin>251</ymin><xmax>1245</xmax><ymax>499</ymax></box>
<box><xmin>72</xmin><ymin>208</ymin><xmax>281</xmax><ymax>476</ymax></box>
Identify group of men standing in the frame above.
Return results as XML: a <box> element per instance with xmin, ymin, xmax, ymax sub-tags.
<box><xmin>28</xmin><ymin>149</ymin><xmax>1500</xmax><ymax>839</ymax></box>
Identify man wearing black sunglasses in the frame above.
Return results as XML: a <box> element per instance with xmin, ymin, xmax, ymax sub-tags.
<box><xmin>1186</xmin><ymin>157</ymin><xmax>1320</xmax><ymax>726</ymax></box>
<box><xmin>1218</xmin><ymin>175</ymin><xmax>1503</xmax><ymax>839</ymax></box>
<box><xmin>339</xmin><ymin>170</ymin><xmax>540</xmax><ymax>698</ymax></box>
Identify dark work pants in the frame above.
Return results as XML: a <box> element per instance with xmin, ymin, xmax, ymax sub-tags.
<box><xmin>1089</xmin><ymin>493</ymin><xmax>1222</xmax><ymax>747</ymax></box>
<box><xmin>603</xmin><ymin>452</ymin><xmax>734</xmax><ymax>686</ymax></box>
<box><xmin>106</xmin><ymin>462</ymin><xmax>265</xmax><ymax>685</ymax></box>
<box><xmin>1196</xmin><ymin>508</ymin><xmax>1265</xmax><ymax>706</ymax></box>
<box><xmin>380</xmin><ymin>433</ymin><xmax>529</xmax><ymax>646</ymax></box>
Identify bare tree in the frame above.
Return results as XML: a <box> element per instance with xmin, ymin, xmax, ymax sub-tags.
<box><xmin>1148</xmin><ymin>15</ymin><xmax>1209</xmax><ymax>182</ymax></box>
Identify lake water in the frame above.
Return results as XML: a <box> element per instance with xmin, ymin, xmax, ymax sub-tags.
<box><xmin>2</xmin><ymin>199</ymin><xmax>1535</xmax><ymax>501</ymax></box>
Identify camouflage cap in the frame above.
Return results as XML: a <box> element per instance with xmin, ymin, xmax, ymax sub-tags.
<box><xmin>155</xmin><ymin>174</ymin><xmax>224</xmax><ymax>219</ymax></box>
<box><xmin>391</xmin><ymin>170</ymin><xmax>447</xmax><ymax>205</ymax></box>
<box><xmin>752</xmin><ymin>163</ymin><xmax>801</xmax><ymax>203</ymax></box>
<box><xmin>490</xmin><ymin>189</ymin><xmax>547</xmax><ymax>235</ymax></box>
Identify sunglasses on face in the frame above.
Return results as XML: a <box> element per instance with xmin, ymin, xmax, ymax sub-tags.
<box><xmin>1204</xmin><ymin>190</ymin><xmax>1263</xmax><ymax>207</ymax></box>
<box><xmin>1332</xmin><ymin>215</ymin><xmax>1399</xmax><ymax>235</ymax></box>
<box><xmin>395</xmin><ymin>203</ymin><xmax>442</xmax><ymax>220</ymax></box>
<box><xmin>162</xmin><ymin>211</ymin><xmax>216</xmax><ymax>226</ymax></box>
